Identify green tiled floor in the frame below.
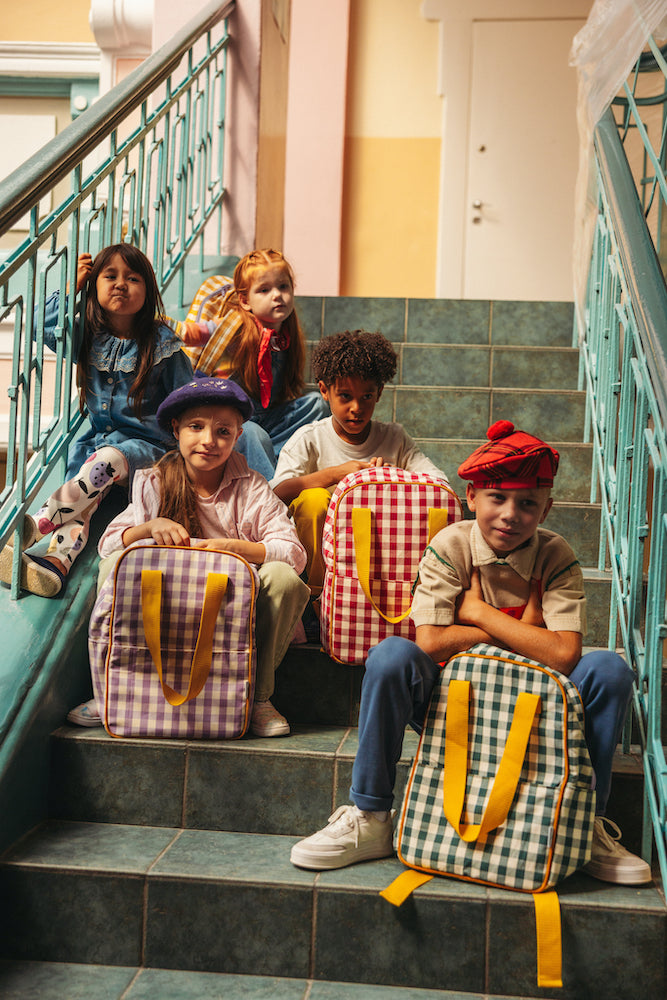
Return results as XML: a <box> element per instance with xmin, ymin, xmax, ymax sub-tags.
<box><xmin>0</xmin><ymin>962</ymin><xmax>490</xmax><ymax>999</ymax></box>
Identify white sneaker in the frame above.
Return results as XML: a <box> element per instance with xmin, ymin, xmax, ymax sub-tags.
<box><xmin>250</xmin><ymin>700</ymin><xmax>290</xmax><ymax>737</ymax></box>
<box><xmin>67</xmin><ymin>699</ymin><xmax>102</xmax><ymax>727</ymax></box>
<box><xmin>584</xmin><ymin>816</ymin><xmax>652</xmax><ymax>885</ymax></box>
<box><xmin>290</xmin><ymin>804</ymin><xmax>395</xmax><ymax>870</ymax></box>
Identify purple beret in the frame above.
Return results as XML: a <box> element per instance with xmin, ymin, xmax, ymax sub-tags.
<box><xmin>157</xmin><ymin>377</ymin><xmax>253</xmax><ymax>431</ymax></box>
<box><xmin>458</xmin><ymin>420</ymin><xmax>559</xmax><ymax>489</ymax></box>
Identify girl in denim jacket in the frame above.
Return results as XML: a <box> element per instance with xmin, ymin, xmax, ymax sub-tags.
<box><xmin>0</xmin><ymin>244</ymin><xmax>193</xmax><ymax>597</ymax></box>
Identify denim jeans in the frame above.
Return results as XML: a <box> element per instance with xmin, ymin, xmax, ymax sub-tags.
<box><xmin>350</xmin><ymin>636</ymin><xmax>634</xmax><ymax>816</ymax></box>
<box><xmin>235</xmin><ymin>392</ymin><xmax>330</xmax><ymax>480</ymax></box>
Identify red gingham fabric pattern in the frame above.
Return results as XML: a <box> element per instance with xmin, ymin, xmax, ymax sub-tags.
<box><xmin>89</xmin><ymin>544</ymin><xmax>257</xmax><ymax>738</ymax></box>
<box><xmin>320</xmin><ymin>468</ymin><xmax>462</xmax><ymax>664</ymax></box>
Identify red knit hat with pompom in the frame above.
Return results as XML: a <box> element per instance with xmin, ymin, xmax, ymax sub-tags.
<box><xmin>457</xmin><ymin>420</ymin><xmax>559</xmax><ymax>489</ymax></box>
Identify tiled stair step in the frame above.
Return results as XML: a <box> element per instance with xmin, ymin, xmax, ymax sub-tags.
<box><xmin>48</xmin><ymin>728</ymin><xmax>647</xmax><ymax>855</ymax></box>
<box><xmin>1</xmin><ymin>821</ymin><xmax>664</xmax><ymax>999</ymax></box>
<box><xmin>297</xmin><ymin>297</ymin><xmax>576</xmax><ymax>350</ymax></box>
<box><xmin>398</xmin><ymin>343</ymin><xmax>580</xmax><ymax>390</ymax></box>
<box><xmin>374</xmin><ymin>386</ymin><xmax>585</xmax><ymax>442</ymax></box>
<box><xmin>0</xmin><ymin>963</ymin><xmax>515</xmax><ymax>1000</ymax></box>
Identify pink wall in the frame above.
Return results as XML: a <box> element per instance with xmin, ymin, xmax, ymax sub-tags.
<box><xmin>283</xmin><ymin>0</ymin><xmax>350</xmax><ymax>295</ymax></box>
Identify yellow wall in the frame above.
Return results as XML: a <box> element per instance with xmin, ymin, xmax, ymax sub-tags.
<box><xmin>1</xmin><ymin>0</ymin><xmax>95</xmax><ymax>42</ymax></box>
<box><xmin>341</xmin><ymin>0</ymin><xmax>441</xmax><ymax>296</ymax></box>
<box><xmin>256</xmin><ymin>0</ymin><xmax>290</xmax><ymax>250</ymax></box>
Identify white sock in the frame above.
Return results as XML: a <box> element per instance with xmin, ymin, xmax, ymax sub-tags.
<box><xmin>355</xmin><ymin>806</ymin><xmax>388</xmax><ymax>822</ymax></box>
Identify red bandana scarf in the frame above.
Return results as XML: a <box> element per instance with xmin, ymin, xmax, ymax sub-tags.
<box><xmin>257</xmin><ymin>322</ymin><xmax>290</xmax><ymax>408</ymax></box>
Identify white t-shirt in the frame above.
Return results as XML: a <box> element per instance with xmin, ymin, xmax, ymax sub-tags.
<box><xmin>270</xmin><ymin>416</ymin><xmax>448</xmax><ymax>487</ymax></box>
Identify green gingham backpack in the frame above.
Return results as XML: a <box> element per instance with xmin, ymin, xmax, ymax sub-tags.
<box><xmin>382</xmin><ymin>643</ymin><xmax>596</xmax><ymax>989</ymax></box>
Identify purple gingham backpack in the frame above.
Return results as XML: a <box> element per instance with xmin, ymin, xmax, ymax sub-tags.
<box><xmin>89</xmin><ymin>543</ymin><xmax>258</xmax><ymax>738</ymax></box>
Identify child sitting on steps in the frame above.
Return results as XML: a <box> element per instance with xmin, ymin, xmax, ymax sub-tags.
<box><xmin>290</xmin><ymin>420</ymin><xmax>651</xmax><ymax>884</ymax></box>
<box><xmin>0</xmin><ymin>244</ymin><xmax>193</xmax><ymax>598</ymax></box>
<box><xmin>175</xmin><ymin>249</ymin><xmax>329</xmax><ymax>480</ymax></box>
<box><xmin>68</xmin><ymin>378</ymin><xmax>309</xmax><ymax>737</ymax></box>
<box><xmin>270</xmin><ymin>329</ymin><xmax>449</xmax><ymax>600</ymax></box>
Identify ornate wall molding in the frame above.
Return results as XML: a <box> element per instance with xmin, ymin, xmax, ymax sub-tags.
<box><xmin>90</xmin><ymin>0</ymin><xmax>153</xmax><ymax>55</ymax></box>
<box><xmin>0</xmin><ymin>42</ymin><xmax>101</xmax><ymax>78</ymax></box>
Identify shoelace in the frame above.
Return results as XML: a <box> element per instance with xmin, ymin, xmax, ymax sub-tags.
<box><xmin>326</xmin><ymin>805</ymin><xmax>362</xmax><ymax>846</ymax></box>
<box><xmin>594</xmin><ymin>816</ymin><xmax>623</xmax><ymax>852</ymax></box>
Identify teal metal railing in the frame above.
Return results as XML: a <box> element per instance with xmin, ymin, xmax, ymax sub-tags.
<box><xmin>579</xmin><ymin>87</ymin><xmax>667</xmax><ymax>881</ymax></box>
<box><xmin>0</xmin><ymin>0</ymin><xmax>234</xmax><ymax>596</ymax></box>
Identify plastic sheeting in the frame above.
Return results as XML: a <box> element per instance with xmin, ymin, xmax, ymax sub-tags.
<box><xmin>569</xmin><ymin>0</ymin><xmax>667</xmax><ymax>330</ymax></box>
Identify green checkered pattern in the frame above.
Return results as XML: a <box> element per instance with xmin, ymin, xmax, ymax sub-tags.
<box><xmin>397</xmin><ymin>644</ymin><xmax>595</xmax><ymax>892</ymax></box>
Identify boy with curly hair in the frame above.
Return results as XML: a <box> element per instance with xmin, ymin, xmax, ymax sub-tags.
<box><xmin>271</xmin><ymin>329</ymin><xmax>449</xmax><ymax>598</ymax></box>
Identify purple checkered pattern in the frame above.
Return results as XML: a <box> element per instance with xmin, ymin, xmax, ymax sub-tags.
<box><xmin>89</xmin><ymin>544</ymin><xmax>258</xmax><ymax>738</ymax></box>
<box><xmin>320</xmin><ymin>467</ymin><xmax>462</xmax><ymax>664</ymax></box>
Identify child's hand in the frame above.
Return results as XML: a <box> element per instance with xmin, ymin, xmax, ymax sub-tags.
<box><xmin>76</xmin><ymin>253</ymin><xmax>93</xmax><ymax>293</ymax></box>
<box><xmin>192</xmin><ymin>536</ymin><xmax>266</xmax><ymax>564</ymax></box>
<box><xmin>367</xmin><ymin>456</ymin><xmax>385</xmax><ymax>467</ymax></box>
<box><xmin>336</xmin><ymin>459</ymin><xmax>383</xmax><ymax>479</ymax></box>
<box><xmin>455</xmin><ymin>567</ymin><xmax>488</xmax><ymax>627</ymax></box>
<box><xmin>148</xmin><ymin>518</ymin><xmax>191</xmax><ymax>547</ymax></box>
<box><xmin>192</xmin><ymin>537</ymin><xmax>231</xmax><ymax>551</ymax></box>
<box><xmin>521</xmin><ymin>578</ymin><xmax>545</xmax><ymax>627</ymax></box>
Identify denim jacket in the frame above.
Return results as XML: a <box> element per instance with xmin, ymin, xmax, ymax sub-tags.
<box><xmin>42</xmin><ymin>290</ymin><xmax>193</xmax><ymax>481</ymax></box>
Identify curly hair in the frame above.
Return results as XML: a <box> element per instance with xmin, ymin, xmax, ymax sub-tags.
<box><xmin>311</xmin><ymin>330</ymin><xmax>397</xmax><ymax>389</ymax></box>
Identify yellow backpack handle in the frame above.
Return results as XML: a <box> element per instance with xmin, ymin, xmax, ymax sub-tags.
<box><xmin>381</xmin><ymin>676</ymin><xmax>560</xmax><ymax>989</ymax></box>
<box><xmin>443</xmin><ymin>678</ymin><xmax>541</xmax><ymax>841</ymax></box>
<box><xmin>381</xmin><ymin>871</ymin><xmax>562</xmax><ymax>988</ymax></box>
<box><xmin>351</xmin><ymin>506</ymin><xmax>451</xmax><ymax>623</ymax></box>
<box><xmin>141</xmin><ymin>568</ymin><xmax>228</xmax><ymax>706</ymax></box>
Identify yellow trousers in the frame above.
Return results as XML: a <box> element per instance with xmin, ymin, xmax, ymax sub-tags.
<box><xmin>289</xmin><ymin>487</ymin><xmax>333</xmax><ymax>598</ymax></box>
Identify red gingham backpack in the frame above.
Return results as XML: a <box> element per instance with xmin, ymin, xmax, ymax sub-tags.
<box><xmin>320</xmin><ymin>467</ymin><xmax>462</xmax><ymax>664</ymax></box>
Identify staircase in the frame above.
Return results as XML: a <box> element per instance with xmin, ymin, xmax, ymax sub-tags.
<box><xmin>0</xmin><ymin>296</ymin><xmax>665</xmax><ymax>1000</ymax></box>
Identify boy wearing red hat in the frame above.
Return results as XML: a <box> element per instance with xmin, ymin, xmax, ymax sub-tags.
<box><xmin>291</xmin><ymin>421</ymin><xmax>651</xmax><ymax>884</ymax></box>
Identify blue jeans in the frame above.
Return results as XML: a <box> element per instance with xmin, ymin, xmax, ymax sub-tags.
<box><xmin>350</xmin><ymin>637</ymin><xmax>634</xmax><ymax>816</ymax></box>
<box><xmin>235</xmin><ymin>391</ymin><xmax>330</xmax><ymax>479</ymax></box>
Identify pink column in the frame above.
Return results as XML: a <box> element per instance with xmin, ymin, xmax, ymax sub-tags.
<box><xmin>283</xmin><ymin>0</ymin><xmax>350</xmax><ymax>295</ymax></box>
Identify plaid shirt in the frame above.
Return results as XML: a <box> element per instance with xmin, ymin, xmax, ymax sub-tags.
<box><xmin>165</xmin><ymin>275</ymin><xmax>244</xmax><ymax>377</ymax></box>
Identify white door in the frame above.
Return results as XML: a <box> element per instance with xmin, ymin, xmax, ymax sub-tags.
<box><xmin>463</xmin><ymin>19</ymin><xmax>584</xmax><ymax>301</ymax></box>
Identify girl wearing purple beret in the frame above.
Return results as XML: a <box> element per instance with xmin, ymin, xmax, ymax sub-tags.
<box><xmin>68</xmin><ymin>377</ymin><xmax>309</xmax><ymax>736</ymax></box>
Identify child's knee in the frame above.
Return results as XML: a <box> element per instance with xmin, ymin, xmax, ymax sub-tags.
<box><xmin>97</xmin><ymin>550</ymin><xmax>123</xmax><ymax>592</ymax></box>
<box><xmin>239</xmin><ymin>420</ymin><xmax>271</xmax><ymax>449</ymax></box>
<box><xmin>290</xmin><ymin>488</ymin><xmax>330</xmax><ymax>520</ymax></box>
<box><xmin>576</xmin><ymin>649</ymin><xmax>635</xmax><ymax>698</ymax></box>
<box><xmin>290</xmin><ymin>486</ymin><xmax>331</xmax><ymax>530</ymax></box>
<box><xmin>366</xmin><ymin>636</ymin><xmax>420</xmax><ymax>680</ymax></box>
<box><xmin>258</xmin><ymin>560</ymin><xmax>309</xmax><ymax>599</ymax></box>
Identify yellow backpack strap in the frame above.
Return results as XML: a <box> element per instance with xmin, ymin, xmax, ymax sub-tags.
<box><xmin>380</xmin><ymin>869</ymin><xmax>433</xmax><ymax>906</ymax></box>
<box><xmin>141</xmin><ymin>569</ymin><xmax>228</xmax><ymax>705</ymax></box>
<box><xmin>352</xmin><ymin>505</ymin><xmax>453</xmax><ymax>624</ymax></box>
<box><xmin>533</xmin><ymin>891</ymin><xmax>563</xmax><ymax>988</ymax></box>
<box><xmin>427</xmin><ymin>505</ymin><xmax>451</xmax><ymax>541</ymax></box>
<box><xmin>443</xmin><ymin>679</ymin><xmax>541</xmax><ymax>841</ymax></box>
<box><xmin>352</xmin><ymin>507</ymin><xmax>412</xmax><ymax>623</ymax></box>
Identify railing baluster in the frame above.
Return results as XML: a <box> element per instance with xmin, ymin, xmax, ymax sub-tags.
<box><xmin>582</xmin><ymin>97</ymin><xmax>667</xmax><ymax>886</ymax></box>
<box><xmin>0</xmin><ymin>0</ymin><xmax>235</xmax><ymax>565</ymax></box>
